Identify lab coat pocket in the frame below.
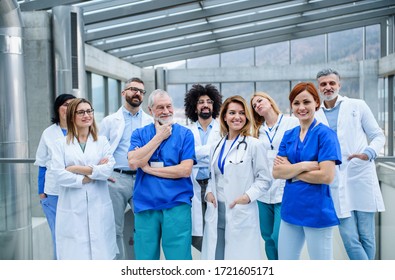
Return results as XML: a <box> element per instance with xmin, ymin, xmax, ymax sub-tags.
<box><xmin>230</xmin><ymin>204</ymin><xmax>254</xmax><ymax>228</ymax></box>
<box><xmin>57</xmin><ymin>208</ymin><xmax>86</xmax><ymax>239</ymax></box>
<box><xmin>347</xmin><ymin>157</ymin><xmax>370</xmax><ymax>181</ymax></box>
<box><xmin>205</xmin><ymin>202</ymin><xmax>217</xmax><ymax>224</ymax></box>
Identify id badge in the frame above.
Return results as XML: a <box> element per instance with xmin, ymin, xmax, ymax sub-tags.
<box><xmin>150</xmin><ymin>161</ymin><xmax>164</xmax><ymax>168</ymax></box>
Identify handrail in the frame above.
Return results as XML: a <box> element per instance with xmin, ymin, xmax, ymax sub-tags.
<box><xmin>1</xmin><ymin>156</ymin><xmax>395</xmax><ymax>164</ymax></box>
<box><xmin>0</xmin><ymin>158</ymin><xmax>35</xmax><ymax>163</ymax></box>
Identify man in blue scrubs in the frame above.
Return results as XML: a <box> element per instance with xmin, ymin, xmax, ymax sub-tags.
<box><xmin>128</xmin><ymin>89</ymin><xmax>195</xmax><ymax>260</ymax></box>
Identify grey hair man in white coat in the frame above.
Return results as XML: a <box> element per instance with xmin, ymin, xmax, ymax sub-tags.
<box><xmin>100</xmin><ymin>77</ymin><xmax>153</xmax><ymax>259</ymax></box>
<box><xmin>315</xmin><ymin>68</ymin><xmax>385</xmax><ymax>260</ymax></box>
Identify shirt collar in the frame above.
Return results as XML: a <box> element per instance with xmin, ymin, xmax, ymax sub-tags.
<box><xmin>122</xmin><ymin>106</ymin><xmax>141</xmax><ymax>117</ymax></box>
<box><xmin>197</xmin><ymin>118</ymin><xmax>214</xmax><ymax>131</ymax></box>
<box><xmin>320</xmin><ymin>94</ymin><xmax>344</xmax><ymax>111</ymax></box>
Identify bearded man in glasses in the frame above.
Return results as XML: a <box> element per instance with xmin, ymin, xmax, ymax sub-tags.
<box><xmin>100</xmin><ymin>77</ymin><xmax>153</xmax><ymax>260</ymax></box>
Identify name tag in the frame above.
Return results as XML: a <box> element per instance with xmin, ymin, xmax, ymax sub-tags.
<box><xmin>150</xmin><ymin>162</ymin><xmax>164</xmax><ymax>168</ymax></box>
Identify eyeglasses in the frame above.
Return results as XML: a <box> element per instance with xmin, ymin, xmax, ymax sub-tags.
<box><xmin>197</xmin><ymin>99</ymin><xmax>214</xmax><ymax>105</ymax></box>
<box><xmin>124</xmin><ymin>86</ymin><xmax>146</xmax><ymax>94</ymax></box>
<box><xmin>75</xmin><ymin>109</ymin><xmax>94</xmax><ymax>116</ymax></box>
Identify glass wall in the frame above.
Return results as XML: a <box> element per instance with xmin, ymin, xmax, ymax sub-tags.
<box><xmin>166</xmin><ymin>25</ymin><xmax>379</xmax><ymax>123</ymax></box>
<box><xmin>91</xmin><ymin>73</ymin><xmax>105</xmax><ymax>123</ymax></box>
<box><xmin>88</xmin><ymin>73</ymin><xmax>122</xmax><ymax>125</ymax></box>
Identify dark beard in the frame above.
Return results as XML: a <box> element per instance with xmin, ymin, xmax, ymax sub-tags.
<box><xmin>199</xmin><ymin>111</ymin><xmax>212</xmax><ymax>120</ymax></box>
<box><xmin>126</xmin><ymin>95</ymin><xmax>142</xmax><ymax>108</ymax></box>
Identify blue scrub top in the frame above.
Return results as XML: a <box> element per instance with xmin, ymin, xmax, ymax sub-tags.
<box><xmin>278</xmin><ymin>121</ymin><xmax>342</xmax><ymax>228</ymax></box>
<box><xmin>129</xmin><ymin>123</ymin><xmax>196</xmax><ymax>213</ymax></box>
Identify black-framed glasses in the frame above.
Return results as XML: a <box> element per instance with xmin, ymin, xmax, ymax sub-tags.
<box><xmin>125</xmin><ymin>86</ymin><xmax>146</xmax><ymax>94</ymax></box>
<box><xmin>197</xmin><ymin>99</ymin><xmax>214</xmax><ymax>105</ymax></box>
<box><xmin>75</xmin><ymin>109</ymin><xmax>94</xmax><ymax>116</ymax></box>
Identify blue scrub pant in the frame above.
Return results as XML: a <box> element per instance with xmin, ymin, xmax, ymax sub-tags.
<box><xmin>278</xmin><ymin>220</ymin><xmax>334</xmax><ymax>260</ymax></box>
<box><xmin>339</xmin><ymin>211</ymin><xmax>376</xmax><ymax>260</ymax></box>
<box><xmin>134</xmin><ymin>203</ymin><xmax>192</xmax><ymax>260</ymax></box>
<box><xmin>40</xmin><ymin>194</ymin><xmax>58</xmax><ymax>259</ymax></box>
<box><xmin>257</xmin><ymin>201</ymin><xmax>281</xmax><ymax>260</ymax></box>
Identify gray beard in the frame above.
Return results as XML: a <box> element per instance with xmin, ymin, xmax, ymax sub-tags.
<box><xmin>320</xmin><ymin>90</ymin><xmax>339</xmax><ymax>102</ymax></box>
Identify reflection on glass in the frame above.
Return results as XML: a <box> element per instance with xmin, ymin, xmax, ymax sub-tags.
<box><xmin>366</xmin><ymin>25</ymin><xmax>380</xmax><ymax>60</ymax></box>
<box><xmin>329</xmin><ymin>27</ymin><xmax>363</xmax><ymax>62</ymax></box>
<box><xmin>91</xmin><ymin>73</ymin><xmax>105</xmax><ymax>124</ymax></box>
<box><xmin>187</xmin><ymin>54</ymin><xmax>219</xmax><ymax>69</ymax></box>
<box><xmin>108</xmin><ymin>78</ymin><xmax>119</xmax><ymax>115</ymax></box>
<box><xmin>291</xmin><ymin>35</ymin><xmax>325</xmax><ymax>64</ymax></box>
<box><xmin>221</xmin><ymin>48</ymin><xmax>254</xmax><ymax>67</ymax></box>
<box><xmin>256</xmin><ymin>42</ymin><xmax>290</xmax><ymax>66</ymax></box>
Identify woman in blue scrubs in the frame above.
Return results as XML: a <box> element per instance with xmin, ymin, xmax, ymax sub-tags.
<box><xmin>273</xmin><ymin>82</ymin><xmax>341</xmax><ymax>260</ymax></box>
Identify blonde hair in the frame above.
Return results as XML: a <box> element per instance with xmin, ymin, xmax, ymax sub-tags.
<box><xmin>66</xmin><ymin>98</ymin><xmax>98</xmax><ymax>144</ymax></box>
<box><xmin>219</xmin><ymin>95</ymin><xmax>253</xmax><ymax>137</ymax></box>
<box><xmin>250</xmin><ymin>92</ymin><xmax>281</xmax><ymax>138</ymax></box>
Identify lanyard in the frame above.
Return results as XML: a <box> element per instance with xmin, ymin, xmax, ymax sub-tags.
<box><xmin>265</xmin><ymin>114</ymin><xmax>283</xmax><ymax>150</ymax></box>
<box><xmin>217</xmin><ymin>135</ymin><xmax>239</xmax><ymax>174</ymax></box>
<box><xmin>295</xmin><ymin>118</ymin><xmax>317</xmax><ymax>162</ymax></box>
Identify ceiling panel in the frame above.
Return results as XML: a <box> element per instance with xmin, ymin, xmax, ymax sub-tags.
<box><xmin>17</xmin><ymin>0</ymin><xmax>395</xmax><ymax>67</ymax></box>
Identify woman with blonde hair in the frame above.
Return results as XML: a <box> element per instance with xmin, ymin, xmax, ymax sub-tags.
<box><xmin>52</xmin><ymin>98</ymin><xmax>117</xmax><ymax>259</ymax></box>
<box><xmin>201</xmin><ymin>95</ymin><xmax>271</xmax><ymax>260</ymax></box>
<box><xmin>250</xmin><ymin>91</ymin><xmax>298</xmax><ymax>260</ymax></box>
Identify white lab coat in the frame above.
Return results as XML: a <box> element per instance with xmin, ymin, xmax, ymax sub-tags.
<box><xmin>34</xmin><ymin>123</ymin><xmax>66</xmax><ymax>195</ymax></box>
<box><xmin>257</xmin><ymin>115</ymin><xmax>299</xmax><ymax>204</ymax></box>
<box><xmin>52</xmin><ymin>135</ymin><xmax>117</xmax><ymax>260</ymax></box>
<box><xmin>187</xmin><ymin>119</ymin><xmax>221</xmax><ymax>236</ymax></box>
<box><xmin>315</xmin><ymin>95</ymin><xmax>385</xmax><ymax>216</ymax></box>
<box><xmin>201</xmin><ymin>136</ymin><xmax>271</xmax><ymax>260</ymax></box>
<box><xmin>99</xmin><ymin>106</ymin><xmax>153</xmax><ymax>155</ymax></box>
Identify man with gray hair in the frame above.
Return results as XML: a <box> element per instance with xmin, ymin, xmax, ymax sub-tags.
<box><xmin>315</xmin><ymin>68</ymin><xmax>385</xmax><ymax>260</ymax></box>
<box><xmin>128</xmin><ymin>89</ymin><xmax>196</xmax><ymax>260</ymax></box>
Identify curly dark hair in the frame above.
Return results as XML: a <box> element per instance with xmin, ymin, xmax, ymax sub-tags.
<box><xmin>184</xmin><ymin>84</ymin><xmax>222</xmax><ymax>122</ymax></box>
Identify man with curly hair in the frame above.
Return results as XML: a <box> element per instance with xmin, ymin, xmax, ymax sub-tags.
<box><xmin>184</xmin><ymin>84</ymin><xmax>222</xmax><ymax>252</ymax></box>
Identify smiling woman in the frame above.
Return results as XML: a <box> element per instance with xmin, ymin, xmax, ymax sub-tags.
<box><xmin>201</xmin><ymin>95</ymin><xmax>272</xmax><ymax>260</ymax></box>
<box><xmin>273</xmin><ymin>82</ymin><xmax>342</xmax><ymax>260</ymax></box>
<box><xmin>50</xmin><ymin>97</ymin><xmax>117</xmax><ymax>260</ymax></box>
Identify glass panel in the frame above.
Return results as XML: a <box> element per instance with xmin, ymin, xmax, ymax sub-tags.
<box><xmin>220</xmin><ymin>48</ymin><xmax>254</xmax><ymax>67</ymax></box>
<box><xmin>108</xmin><ymin>78</ymin><xmax>119</xmax><ymax>115</ymax></box>
<box><xmin>328</xmin><ymin>27</ymin><xmax>363</xmax><ymax>62</ymax></box>
<box><xmin>255</xmin><ymin>42</ymin><xmax>290</xmax><ymax>66</ymax></box>
<box><xmin>256</xmin><ymin>81</ymin><xmax>291</xmax><ymax>114</ymax></box>
<box><xmin>166</xmin><ymin>84</ymin><xmax>187</xmax><ymax>125</ymax></box>
<box><xmin>291</xmin><ymin>35</ymin><xmax>325</xmax><ymax>65</ymax></box>
<box><xmin>187</xmin><ymin>54</ymin><xmax>219</xmax><ymax>69</ymax></box>
<box><xmin>91</xmin><ymin>73</ymin><xmax>105</xmax><ymax>124</ymax></box>
<box><xmin>155</xmin><ymin>60</ymin><xmax>186</xmax><ymax>69</ymax></box>
<box><xmin>366</xmin><ymin>24</ymin><xmax>380</xmax><ymax>60</ymax></box>
<box><xmin>220</xmin><ymin>82</ymin><xmax>254</xmax><ymax>101</ymax></box>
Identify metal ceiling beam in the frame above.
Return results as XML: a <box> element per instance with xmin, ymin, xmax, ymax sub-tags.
<box><xmin>92</xmin><ymin>0</ymin><xmax>370</xmax><ymax>51</ymax></box>
<box><xmin>133</xmin><ymin>19</ymin><xmax>384</xmax><ymax>68</ymax></box>
<box><xmin>130</xmin><ymin>16</ymin><xmax>387</xmax><ymax>67</ymax></box>
<box><xmin>19</xmin><ymin>0</ymin><xmax>87</xmax><ymax>11</ymax></box>
<box><xmin>112</xmin><ymin>0</ymin><xmax>388</xmax><ymax>58</ymax></box>
<box><xmin>84</xmin><ymin>0</ymin><xmax>289</xmax><ymax>41</ymax></box>
<box><xmin>83</xmin><ymin>0</ymin><xmax>197</xmax><ymax>25</ymax></box>
<box><xmin>79</xmin><ymin>0</ymin><xmax>148</xmax><ymax>13</ymax></box>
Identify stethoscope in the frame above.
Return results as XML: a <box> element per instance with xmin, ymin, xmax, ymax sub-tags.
<box><xmin>214</xmin><ymin>135</ymin><xmax>247</xmax><ymax>172</ymax></box>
